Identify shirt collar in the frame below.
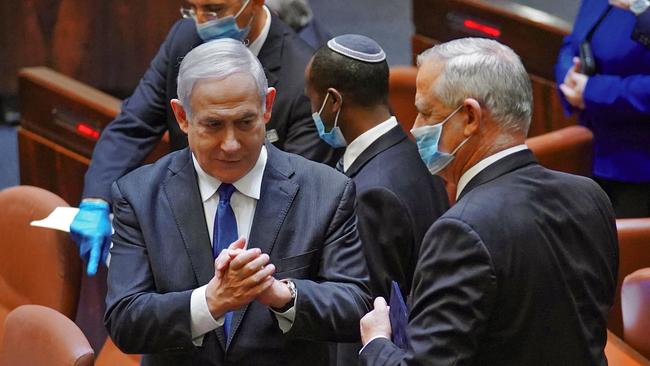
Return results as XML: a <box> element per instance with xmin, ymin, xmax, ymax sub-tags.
<box><xmin>456</xmin><ymin>144</ymin><xmax>528</xmax><ymax>200</ymax></box>
<box><xmin>192</xmin><ymin>145</ymin><xmax>267</xmax><ymax>202</ymax></box>
<box><xmin>247</xmin><ymin>5</ymin><xmax>272</xmax><ymax>57</ymax></box>
<box><xmin>343</xmin><ymin>116</ymin><xmax>398</xmax><ymax>172</ymax></box>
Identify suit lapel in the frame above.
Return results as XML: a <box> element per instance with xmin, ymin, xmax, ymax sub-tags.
<box><xmin>346</xmin><ymin>126</ymin><xmax>408</xmax><ymax>178</ymax></box>
<box><xmin>227</xmin><ymin>143</ymin><xmax>299</xmax><ymax>348</ymax></box>
<box><xmin>458</xmin><ymin>149</ymin><xmax>538</xmax><ymax>201</ymax></box>
<box><xmin>258</xmin><ymin>14</ymin><xmax>284</xmax><ymax>87</ymax></box>
<box><xmin>162</xmin><ymin>149</ymin><xmax>227</xmax><ymax>350</ymax></box>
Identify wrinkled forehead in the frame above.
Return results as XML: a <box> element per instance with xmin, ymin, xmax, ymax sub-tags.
<box><xmin>190</xmin><ymin>74</ymin><xmax>261</xmax><ymax>108</ymax></box>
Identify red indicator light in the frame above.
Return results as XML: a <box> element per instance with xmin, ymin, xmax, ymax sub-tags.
<box><xmin>76</xmin><ymin>122</ymin><xmax>101</xmax><ymax>140</ymax></box>
<box><xmin>463</xmin><ymin>19</ymin><xmax>501</xmax><ymax>38</ymax></box>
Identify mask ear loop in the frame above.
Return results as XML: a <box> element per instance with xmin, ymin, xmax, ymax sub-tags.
<box><xmin>450</xmin><ymin>135</ymin><xmax>471</xmax><ymax>155</ymax></box>
<box><xmin>237</xmin><ymin>0</ymin><xmax>254</xmax><ymax>45</ymax></box>
<box><xmin>447</xmin><ymin>105</ymin><xmax>472</xmax><ymax>155</ymax></box>
<box><xmin>318</xmin><ymin>93</ymin><xmax>331</xmax><ymax>114</ymax></box>
<box><xmin>235</xmin><ymin>0</ymin><xmax>252</xmax><ymax>18</ymax></box>
<box><xmin>332</xmin><ymin>94</ymin><xmax>343</xmax><ymax>128</ymax></box>
<box><xmin>439</xmin><ymin>105</ymin><xmax>464</xmax><ymax>127</ymax></box>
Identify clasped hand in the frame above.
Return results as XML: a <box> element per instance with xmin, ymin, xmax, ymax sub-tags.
<box><xmin>559</xmin><ymin>57</ymin><xmax>588</xmax><ymax>110</ymax></box>
<box><xmin>205</xmin><ymin>238</ymin><xmax>292</xmax><ymax>319</ymax></box>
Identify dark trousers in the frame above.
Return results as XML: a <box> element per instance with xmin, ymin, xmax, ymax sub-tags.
<box><xmin>597</xmin><ymin>178</ymin><xmax>650</xmax><ymax>218</ymax></box>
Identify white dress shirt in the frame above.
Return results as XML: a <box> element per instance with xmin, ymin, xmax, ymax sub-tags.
<box><xmin>247</xmin><ymin>5</ymin><xmax>272</xmax><ymax>57</ymax></box>
<box><xmin>342</xmin><ymin>117</ymin><xmax>398</xmax><ymax>172</ymax></box>
<box><xmin>189</xmin><ymin>146</ymin><xmax>297</xmax><ymax>345</ymax></box>
<box><xmin>455</xmin><ymin>144</ymin><xmax>529</xmax><ymax>200</ymax></box>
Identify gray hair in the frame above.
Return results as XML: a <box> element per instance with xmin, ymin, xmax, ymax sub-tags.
<box><xmin>177</xmin><ymin>38</ymin><xmax>268</xmax><ymax>118</ymax></box>
<box><xmin>417</xmin><ymin>38</ymin><xmax>532</xmax><ymax>135</ymax></box>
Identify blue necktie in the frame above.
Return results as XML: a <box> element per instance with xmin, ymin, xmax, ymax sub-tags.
<box><xmin>213</xmin><ymin>183</ymin><xmax>238</xmax><ymax>339</ymax></box>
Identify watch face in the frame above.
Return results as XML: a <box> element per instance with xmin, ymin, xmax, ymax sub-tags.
<box><xmin>631</xmin><ymin>0</ymin><xmax>650</xmax><ymax>15</ymax></box>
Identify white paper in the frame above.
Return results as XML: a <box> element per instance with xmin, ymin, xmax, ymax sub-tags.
<box><xmin>30</xmin><ymin>206</ymin><xmax>80</xmax><ymax>232</ymax></box>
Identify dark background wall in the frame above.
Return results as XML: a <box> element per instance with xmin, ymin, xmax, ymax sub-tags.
<box><xmin>0</xmin><ymin>0</ymin><xmax>179</xmax><ymax>99</ymax></box>
<box><xmin>0</xmin><ymin>0</ymin><xmax>581</xmax><ymax>99</ymax></box>
<box><xmin>0</xmin><ymin>0</ymin><xmax>582</xmax><ymax>190</ymax></box>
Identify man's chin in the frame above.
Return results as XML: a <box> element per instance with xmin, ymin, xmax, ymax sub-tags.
<box><xmin>208</xmin><ymin>161</ymin><xmax>249</xmax><ymax>183</ymax></box>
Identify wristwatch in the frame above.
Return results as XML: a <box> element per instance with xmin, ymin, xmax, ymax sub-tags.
<box><xmin>631</xmin><ymin>0</ymin><xmax>650</xmax><ymax>16</ymax></box>
<box><xmin>275</xmin><ymin>279</ymin><xmax>296</xmax><ymax>313</ymax></box>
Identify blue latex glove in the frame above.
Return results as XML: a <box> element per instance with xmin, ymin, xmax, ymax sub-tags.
<box><xmin>70</xmin><ymin>200</ymin><xmax>112</xmax><ymax>276</ymax></box>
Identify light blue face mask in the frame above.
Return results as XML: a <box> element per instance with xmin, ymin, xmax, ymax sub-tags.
<box><xmin>312</xmin><ymin>93</ymin><xmax>348</xmax><ymax>148</ymax></box>
<box><xmin>410</xmin><ymin>105</ymin><xmax>470</xmax><ymax>175</ymax></box>
<box><xmin>195</xmin><ymin>0</ymin><xmax>253</xmax><ymax>42</ymax></box>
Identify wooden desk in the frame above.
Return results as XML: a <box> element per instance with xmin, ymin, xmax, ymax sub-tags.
<box><xmin>18</xmin><ymin>67</ymin><xmax>168</xmax><ymax>206</ymax></box>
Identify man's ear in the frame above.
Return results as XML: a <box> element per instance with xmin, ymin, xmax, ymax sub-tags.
<box><xmin>463</xmin><ymin>98</ymin><xmax>482</xmax><ymax>137</ymax></box>
<box><xmin>326</xmin><ymin>88</ymin><xmax>343</xmax><ymax>113</ymax></box>
<box><xmin>170</xmin><ymin>99</ymin><xmax>189</xmax><ymax>134</ymax></box>
<box><xmin>263</xmin><ymin>87</ymin><xmax>277</xmax><ymax>124</ymax></box>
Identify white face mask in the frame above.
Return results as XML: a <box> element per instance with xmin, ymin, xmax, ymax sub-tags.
<box><xmin>410</xmin><ymin>105</ymin><xmax>470</xmax><ymax>175</ymax></box>
<box><xmin>312</xmin><ymin>93</ymin><xmax>347</xmax><ymax>148</ymax></box>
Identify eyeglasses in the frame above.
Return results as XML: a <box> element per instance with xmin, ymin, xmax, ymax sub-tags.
<box><xmin>180</xmin><ymin>0</ymin><xmax>250</xmax><ymax>22</ymax></box>
<box><xmin>180</xmin><ymin>7</ymin><xmax>220</xmax><ymax>21</ymax></box>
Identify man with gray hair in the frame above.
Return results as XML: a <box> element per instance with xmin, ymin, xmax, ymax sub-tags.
<box><xmin>358</xmin><ymin>37</ymin><xmax>618</xmax><ymax>365</ymax></box>
<box><xmin>104</xmin><ymin>38</ymin><xmax>370</xmax><ymax>366</ymax></box>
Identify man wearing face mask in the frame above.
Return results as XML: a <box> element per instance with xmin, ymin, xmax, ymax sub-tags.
<box><xmin>358</xmin><ymin>38</ymin><xmax>619</xmax><ymax>366</ymax></box>
<box><xmin>70</xmin><ymin>0</ymin><xmax>335</xmax><ymax>276</ymax></box>
<box><xmin>305</xmin><ymin>34</ymin><xmax>449</xmax><ymax>365</ymax></box>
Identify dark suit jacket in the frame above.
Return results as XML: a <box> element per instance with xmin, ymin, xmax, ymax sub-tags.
<box><xmin>360</xmin><ymin>149</ymin><xmax>619</xmax><ymax>366</ymax></box>
<box><xmin>331</xmin><ymin>126</ymin><xmax>448</xmax><ymax>366</ymax></box>
<box><xmin>105</xmin><ymin>143</ymin><xmax>371</xmax><ymax>366</ymax></box>
<box><xmin>346</xmin><ymin>126</ymin><xmax>448</xmax><ymax>299</ymax></box>
<box><xmin>83</xmin><ymin>14</ymin><xmax>335</xmax><ymax>202</ymax></box>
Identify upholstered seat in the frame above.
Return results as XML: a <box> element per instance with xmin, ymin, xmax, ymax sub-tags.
<box><xmin>609</xmin><ymin>218</ymin><xmax>650</xmax><ymax>337</ymax></box>
<box><xmin>0</xmin><ymin>304</ymin><xmax>93</xmax><ymax>366</ymax></box>
<box><xmin>0</xmin><ymin>186</ymin><xmax>82</xmax><ymax>346</ymax></box>
<box><xmin>622</xmin><ymin>268</ymin><xmax>650</xmax><ymax>360</ymax></box>
<box><xmin>526</xmin><ymin>125</ymin><xmax>593</xmax><ymax>177</ymax></box>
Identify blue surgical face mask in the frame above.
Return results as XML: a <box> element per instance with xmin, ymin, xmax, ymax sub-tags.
<box><xmin>410</xmin><ymin>105</ymin><xmax>470</xmax><ymax>175</ymax></box>
<box><xmin>195</xmin><ymin>0</ymin><xmax>253</xmax><ymax>42</ymax></box>
<box><xmin>312</xmin><ymin>93</ymin><xmax>347</xmax><ymax>148</ymax></box>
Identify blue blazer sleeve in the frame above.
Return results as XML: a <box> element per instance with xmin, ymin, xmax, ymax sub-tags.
<box><xmin>82</xmin><ymin>21</ymin><xmax>184</xmax><ymax>202</ymax></box>
<box><xmin>584</xmin><ymin>72</ymin><xmax>650</xmax><ymax>117</ymax></box>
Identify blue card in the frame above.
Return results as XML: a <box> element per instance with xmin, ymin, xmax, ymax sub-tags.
<box><xmin>389</xmin><ymin>281</ymin><xmax>409</xmax><ymax>350</ymax></box>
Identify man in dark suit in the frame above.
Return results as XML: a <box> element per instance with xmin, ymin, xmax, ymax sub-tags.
<box><xmin>359</xmin><ymin>37</ymin><xmax>619</xmax><ymax>366</ymax></box>
<box><xmin>305</xmin><ymin>34</ymin><xmax>448</xmax><ymax>303</ymax></box>
<box><xmin>104</xmin><ymin>38</ymin><xmax>370</xmax><ymax>365</ymax></box>
<box><xmin>71</xmin><ymin>0</ymin><xmax>335</xmax><ymax>276</ymax></box>
<box><xmin>305</xmin><ymin>34</ymin><xmax>449</xmax><ymax>366</ymax></box>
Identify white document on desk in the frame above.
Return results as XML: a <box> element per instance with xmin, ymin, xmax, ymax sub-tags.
<box><xmin>30</xmin><ymin>206</ymin><xmax>80</xmax><ymax>232</ymax></box>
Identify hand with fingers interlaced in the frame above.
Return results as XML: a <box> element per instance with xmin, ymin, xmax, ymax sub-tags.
<box><xmin>205</xmin><ymin>237</ymin><xmax>277</xmax><ymax>319</ymax></box>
